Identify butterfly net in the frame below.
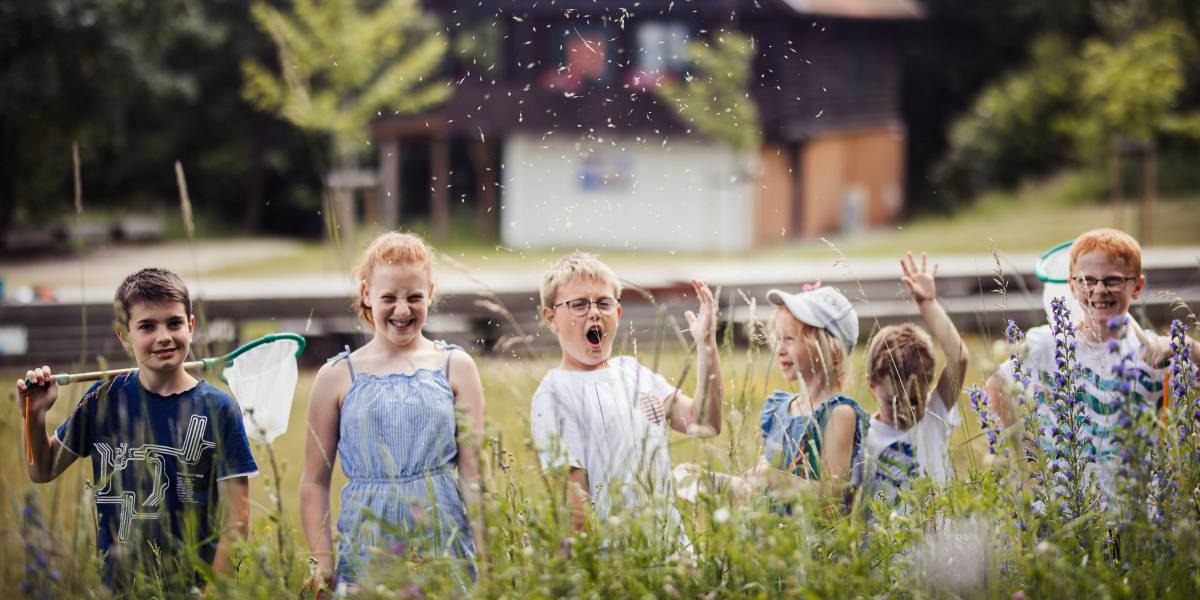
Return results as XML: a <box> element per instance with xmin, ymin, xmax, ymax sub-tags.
<box><xmin>223</xmin><ymin>336</ymin><xmax>302</xmax><ymax>443</ymax></box>
<box><xmin>1035</xmin><ymin>241</ymin><xmax>1082</xmax><ymax>322</ymax></box>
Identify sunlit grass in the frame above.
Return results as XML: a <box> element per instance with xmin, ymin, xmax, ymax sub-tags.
<box><xmin>4</xmin><ymin>291</ymin><xmax>1198</xmax><ymax>597</ymax></box>
<box><xmin>4</xmin><ymin>166</ymin><xmax>1199</xmax><ymax>595</ymax></box>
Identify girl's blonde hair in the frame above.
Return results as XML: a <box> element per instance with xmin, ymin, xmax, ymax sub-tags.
<box><xmin>772</xmin><ymin>308</ymin><xmax>847</xmax><ymax>391</ymax></box>
<box><xmin>866</xmin><ymin>323</ymin><xmax>936</xmax><ymax>409</ymax></box>
<box><xmin>353</xmin><ymin>231</ymin><xmax>433</xmax><ymax>329</ymax></box>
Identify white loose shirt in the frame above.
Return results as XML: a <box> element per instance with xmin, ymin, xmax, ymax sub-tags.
<box><xmin>530</xmin><ymin>356</ymin><xmax>686</xmax><ymax>545</ymax></box>
<box><xmin>865</xmin><ymin>391</ymin><xmax>961</xmax><ymax>504</ymax></box>
<box><xmin>996</xmin><ymin>319</ymin><xmax>1166</xmax><ymax>496</ymax></box>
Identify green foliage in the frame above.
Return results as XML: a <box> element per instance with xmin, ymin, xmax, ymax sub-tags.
<box><xmin>0</xmin><ymin>0</ymin><xmax>215</xmax><ymax>227</ymax></box>
<box><xmin>241</xmin><ymin>0</ymin><xmax>450</xmax><ymax>166</ymax></box>
<box><xmin>934</xmin><ymin>3</ymin><xmax>1200</xmax><ymax>207</ymax></box>
<box><xmin>653</xmin><ymin>30</ymin><xmax>761</xmax><ymax>152</ymax></box>
<box><xmin>1070</xmin><ymin>21</ymin><xmax>1200</xmax><ymax>159</ymax></box>
<box><xmin>0</xmin><ymin>0</ymin><xmax>329</xmax><ymax>239</ymax></box>
<box><xmin>933</xmin><ymin>36</ymin><xmax>1083</xmax><ymax>202</ymax></box>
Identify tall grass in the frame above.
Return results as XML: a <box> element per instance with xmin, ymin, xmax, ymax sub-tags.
<box><xmin>6</xmin><ymin>161</ymin><xmax>1200</xmax><ymax>596</ymax></box>
<box><xmin>4</xmin><ymin>269</ymin><xmax>1199</xmax><ymax>597</ymax></box>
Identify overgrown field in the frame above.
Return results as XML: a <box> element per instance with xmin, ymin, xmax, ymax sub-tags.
<box><xmin>3</xmin><ymin>293</ymin><xmax>1199</xmax><ymax>598</ymax></box>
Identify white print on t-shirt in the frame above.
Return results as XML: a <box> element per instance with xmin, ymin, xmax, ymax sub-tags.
<box><xmin>93</xmin><ymin>414</ymin><xmax>215</xmax><ymax>542</ymax></box>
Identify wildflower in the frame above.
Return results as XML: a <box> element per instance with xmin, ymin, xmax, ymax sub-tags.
<box><xmin>713</xmin><ymin>507</ymin><xmax>730</xmax><ymax>524</ymax></box>
<box><xmin>1167</xmin><ymin>320</ymin><xmax>1198</xmax><ymax>445</ymax></box>
<box><xmin>969</xmin><ymin>386</ymin><xmax>1000</xmax><ymax>455</ymax></box>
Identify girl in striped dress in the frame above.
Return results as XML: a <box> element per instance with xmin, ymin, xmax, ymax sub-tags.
<box><xmin>300</xmin><ymin>232</ymin><xmax>485</xmax><ymax>592</ymax></box>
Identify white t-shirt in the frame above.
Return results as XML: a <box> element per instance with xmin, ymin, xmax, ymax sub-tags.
<box><xmin>530</xmin><ymin>356</ymin><xmax>686</xmax><ymax>545</ymax></box>
<box><xmin>996</xmin><ymin>318</ymin><xmax>1166</xmax><ymax>496</ymax></box>
<box><xmin>865</xmin><ymin>391</ymin><xmax>961</xmax><ymax>505</ymax></box>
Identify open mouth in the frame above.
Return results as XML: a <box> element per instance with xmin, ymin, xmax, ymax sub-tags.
<box><xmin>586</xmin><ymin>325</ymin><xmax>603</xmax><ymax>345</ymax></box>
<box><xmin>388</xmin><ymin>317</ymin><xmax>416</xmax><ymax>329</ymax></box>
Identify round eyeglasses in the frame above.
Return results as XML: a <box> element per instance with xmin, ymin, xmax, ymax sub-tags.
<box><xmin>1072</xmin><ymin>275</ymin><xmax>1136</xmax><ymax>292</ymax></box>
<box><xmin>551</xmin><ymin>298</ymin><xmax>620</xmax><ymax>316</ymax></box>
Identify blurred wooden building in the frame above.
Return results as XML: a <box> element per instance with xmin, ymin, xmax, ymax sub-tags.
<box><xmin>370</xmin><ymin>0</ymin><xmax>922</xmax><ymax>251</ymax></box>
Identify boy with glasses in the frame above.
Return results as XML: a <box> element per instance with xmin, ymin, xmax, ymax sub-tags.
<box><xmin>530</xmin><ymin>252</ymin><xmax>723</xmax><ymax>549</ymax></box>
<box><xmin>987</xmin><ymin>228</ymin><xmax>1199</xmax><ymax>497</ymax></box>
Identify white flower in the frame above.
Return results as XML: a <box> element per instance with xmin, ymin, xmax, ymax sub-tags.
<box><xmin>713</xmin><ymin>507</ymin><xmax>730</xmax><ymax>524</ymax></box>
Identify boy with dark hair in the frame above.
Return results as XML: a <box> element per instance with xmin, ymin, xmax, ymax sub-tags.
<box><xmin>17</xmin><ymin>267</ymin><xmax>258</xmax><ymax>591</ymax></box>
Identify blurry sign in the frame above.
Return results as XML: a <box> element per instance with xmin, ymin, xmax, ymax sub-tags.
<box><xmin>579</xmin><ymin>151</ymin><xmax>633</xmax><ymax>192</ymax></box>
<box><xmin>0</xmin><ymin>325</ymin><xmax>29</xmax><ymax>356</ymax></box>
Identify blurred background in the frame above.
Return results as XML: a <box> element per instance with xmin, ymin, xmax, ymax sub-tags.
<box><xmin>2</xmin><ymin>4</ymin><xmax>1200</xmax><ymax>587</ymax></box>
<box><xmin>3</xmin><ymin>0</ymin><xmax>1200</xmax><ymax>245</ymax></box>
<box><xmin>2</xmin><ymin>0</ymin><xmax>1200</xmax><ymax>365</ymax></box>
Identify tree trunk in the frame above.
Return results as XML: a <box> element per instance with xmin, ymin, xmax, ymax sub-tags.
<box><xmin>379</xmin><ymin>137</ymin><xmax>401</xmax><ymax>229</ymax></box>
<box><xmin>241</xmin><ymin>114</ymin><xmax>270</xmax><ymax>233</ymax></box>
<box><xmin>431</xmin><ymin>135</ymin><xmax>450</xmax><ymax>242</ymax></box>
<box><xmin>1140</xmin><ymin>144</ymin><xmax>1156</xmax><ymax>245</ymax></box>
<box><xmin>468</xmin><ymin>139</ymin><xmax>497</xmax><ymax>240</ymax></box>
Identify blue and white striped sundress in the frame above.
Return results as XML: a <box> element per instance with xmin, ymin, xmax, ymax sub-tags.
<box><xmin>332</xmin><ymin>342</ymin><xmax>476</xmax><ymax>584</ymax></box>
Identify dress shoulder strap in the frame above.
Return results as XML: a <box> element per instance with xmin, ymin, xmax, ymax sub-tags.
<box><xmin>326</xmin><ymin>345</ymin><xmax>356</xmax><ymax>379</ymax></box>
<box><xmin>437</xmin><ymin>340</ymin><xmax>461</xmax><ymax>377</ymax></box>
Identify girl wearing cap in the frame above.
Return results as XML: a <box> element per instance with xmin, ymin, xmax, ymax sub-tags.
<box><xmin>751</xmin><ymin>285</ymin><xmax>870</xmax><ymax>508</ymax></box>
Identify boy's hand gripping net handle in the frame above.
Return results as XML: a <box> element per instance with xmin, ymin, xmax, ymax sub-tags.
<box><xmin>40</xmin><ymin>359</ymin><xmax>223</xmax><ymax>386</ymax></box>
<box><xmin>24</xmin><ymin>332</ymin><xmax>307</xmax><ymax>387</ymax></box>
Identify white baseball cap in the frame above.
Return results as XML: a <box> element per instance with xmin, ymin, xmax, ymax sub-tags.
<box><xmin>766</xmin><ymin>286</ymin><xmax>859</xmax><ymax>356</ymax></box>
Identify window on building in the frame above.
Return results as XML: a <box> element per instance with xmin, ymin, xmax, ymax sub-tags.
<box><xmin>541</xmin><ymin>26</ymin><xmax>611</xmax><ymax>92</ymax></box>
<box><xmin>629</xmin><ymin>21</ymin><xmax>689</xmax><ymax>89</ymax></box>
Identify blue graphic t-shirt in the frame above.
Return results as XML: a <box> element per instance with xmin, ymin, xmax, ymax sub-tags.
<box><xmin>54</xmin><ymin>372</ymin><xmax>258</xmax><ymax>584</ymax></box>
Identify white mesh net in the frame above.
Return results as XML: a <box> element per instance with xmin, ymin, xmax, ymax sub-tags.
<box><xmin>1036</xmin><ymin>243</ymin><xmax>1083</xmax><ymax>323</ymax></box>
<box><xmin>224</xmin><ymin>338</ymin><xmax>301</xmax><ymax>443</ymax></box>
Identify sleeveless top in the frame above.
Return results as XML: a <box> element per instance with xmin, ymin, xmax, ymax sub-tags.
<box><xmin>760</xmin><ymin>391</ymin><xmax>870</xmax><ymax>486</ymax></box>
<box><xmin>330</xmin><ymin>342</ymin><xmax>476</xmax><ymax>584</ymax></box>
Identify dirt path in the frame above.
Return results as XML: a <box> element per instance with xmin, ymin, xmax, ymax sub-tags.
<box><xmin>1</xmin><ymin>238</ymin><xmax>304</xmax><ymax>292</ymax></box>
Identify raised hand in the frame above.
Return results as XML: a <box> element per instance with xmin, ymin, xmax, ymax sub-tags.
<box><xmin>16</xmin><ymin>366</ymin><xmax>59</xmax><ymax>417</ymax></box>
<box><xmin>900</xmin><ymin>251</ymin><xmax>938</xmax><ymax>305</ymax></box>
<box><xmin>1127</xmin><ymin>317</ymin><xmax>1173</xmax><ymax>369</ymax></box>
<box><xmin>684</xmin><ymin>279</ymin><xmax>717</xmax><ymax>345</ymax></box>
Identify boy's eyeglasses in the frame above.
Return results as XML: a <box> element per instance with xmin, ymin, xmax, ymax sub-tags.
<box><xmin>1072</xmin><ymin>275</ymin><xmax>1137</xmax><ymax>291</ymax></box>
<box><xmin>552</xmin><ymin>298</ymin><xmax>620</xmax><ymax>316</ymax></box>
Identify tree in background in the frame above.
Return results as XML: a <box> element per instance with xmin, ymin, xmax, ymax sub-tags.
<box><xmin>933</xmin><ymin>0</ymin><xmax>1200</xmax><ymax>208</ymax></box>
<box><xmin>0</xmin><ymin>0</ymin><xmax>211</xmax><ymax>240</ymax></box>
<box><xmin>932</xmin><ymin>36</ymin><xmax>1083</xmax><ymax>203</ymax></box>
<box><xmin>1070</xmin><ymin>21</ymin><xmax>1200</xmax><ymax>159</ymax></box>
<box><xmin>0</xmin><ymin>0</ymin><xmax>326</xmax><ymax>242</ymax></box>
<box><xmin>241</xmin><ymin>0</ymin><xmax>448</xmax><ymax>172</ymax></box>
<box><xmin>653</xmin><ymin>30</ymin><xmax>761</xmax><ymax>153</ymax></box>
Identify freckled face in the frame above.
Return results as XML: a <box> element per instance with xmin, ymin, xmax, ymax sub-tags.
<box><xmin>362</xmin><ymin>262</ymin><xmax>432</xmax><ymax>348</ymax></box>
<box><xmin>1069</xmin><ymin>251</ymin><xmax>1143</xmax><ymax>328</ymax></box>
<box><xmin>543</xmin><ymin>276</ymin><xmax>621</xmax><ymax>372</ymax></box>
